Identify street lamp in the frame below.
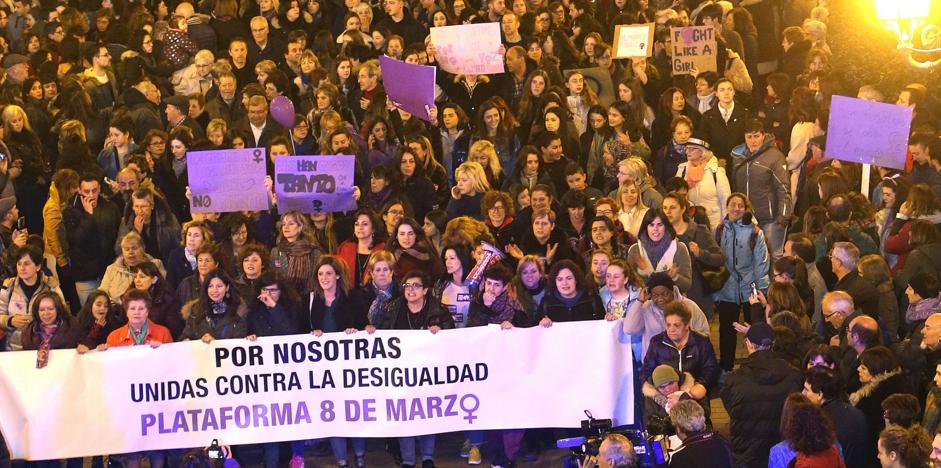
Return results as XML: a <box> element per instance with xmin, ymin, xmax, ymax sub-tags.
<box><xmin>875</xmin><ymin>0</ymin><xmax>941</xmax><ymax>68</ymax></box>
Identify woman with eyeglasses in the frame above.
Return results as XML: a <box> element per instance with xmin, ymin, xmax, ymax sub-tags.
<box><xmin>374</xmin><ymin>269</ymin><xmax>453</xmax><ymax>468</ymax></box>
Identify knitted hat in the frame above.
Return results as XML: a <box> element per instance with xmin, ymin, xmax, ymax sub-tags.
<box><xmin>651</xmin><ymin>365</ymin><xmax>679</xmax><ymax>387</ymax></box>
<box><xmin>646</xmin><ymin>271</ymin><xmax>675</xmax><ymax>291</ymax></box>
<box><xmin>910</xmin><ymin>274</ymin><xmax>940</xmax><ymax>300</ymax></box>
<box><xmin>746</xmin><ymin>322</ymin><xmax>774</xmax><ymax>348</ymax></box>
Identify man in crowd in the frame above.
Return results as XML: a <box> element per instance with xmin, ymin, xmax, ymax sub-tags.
<box><xmin>63</xmin><ymin>175</ymin><xmax>119</xmax><ymax>305</ymax></box>
<box><xmin>803</xmin><ymin>366</ymin><xmax>871</xmax><ymax>466</ymax></box>
<box><xmin>668</xmin><ymin>400</ymin><xmax>734</xmax><ymax>467</ymax></box>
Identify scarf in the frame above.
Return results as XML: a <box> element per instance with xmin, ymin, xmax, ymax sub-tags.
<box><xmin>184</xmin><ymin>248</ymin><xmax>197</xmax><ymax>271</ymax></box>
<box><xmin>556</xmin><ymin>289</ymin><xmax>584</xmax><ymax>308</ymax></box>
<box><xmin>486</xmin><ymin>290</ymin><xmax>521</xmax><ymax>324</ymax></box>
<box><xmin>639</xmin><ymin>234</ymin><xmax>676</xmax><ymax>274</ymax></box>
<box><xmin>209</xmin><ymin>300</ymin><xmax>228</xmax><ymax>318</ymax></box>
<box><xmin>907</xmin><ymin>294</ymin><xmax>941</xmax><ymax>324</ymax></box>
<box><xmin>368</xmin><ymin>282</ymin><xmax>393</xmax><ymax>325</ymax></box>
<box><xmin>396</xmin><ymin>247</ymin><xmax>430</xmax><ymax>262</ymax></box>
<box><xmin>278</xmin><ymin>238</ymin><xmax>316</xmax><ymax>292</ymax></box>
<box><xmin>36</xmin><ymin>321</ymin><xmax>59</xmax><ymax>368</ymax></box>
<box><xmin>526</xmin><ymin>280</ymin><xmax>545</xmax><ymax>297</ymax></box>
<box><xmin>684</xmin><ymin>158</ymin><xmax>707</xmax><ymax>189</ymax></box>
<box><xmin>697</xmin><ymin>93</ymin><xmax>714</xmax><ymax>114</ymax></box>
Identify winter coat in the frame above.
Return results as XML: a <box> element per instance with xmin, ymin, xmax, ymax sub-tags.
<box><xmin>535</xmin><ymin>290</ymin><xmax>605</xmax><ymax>323</ymax></box>
<box><xmin>885</xmin><ymin>211</ymin><xmax>941</xmax><ymax>273</ymax></box>
<box><xmin>115</xmin><ymin>197</ymin><xmax>182</xmax><ymax>262</ymax></box>
<box><xmin>248</xmin><ymin>301</ymin><xmax>301</xmax><ymax>337</ymax></box>
<box><xmin>622</xmin><ymin>286</ymin><xmax>711</xmax><ymax>361</ymax></box>
<box><xmin>720</xmin><ymin>349</ymin><xmax>803</xmax><ymax>468</ymax></box>
<box><xmin>677</xmin><ymin>222</ymin><xmax>726</xmax><ymax>315</ymax></box>
<box><xmin>166</xmin><ymin>247</ymin><xmax>197</xmax><ymax>289</ymax></box>
<box><xmin>467</xmin><ymin>291</ymin><xmax>528</xmax><ymax>327</ymax></box>
<box><xmin>375</xmin><ymin>296</ymin><xmax>455</xmax><ymax>331</ymax></box>
<box><xmin>20</xmin><ymin>315</ymin><xmax>83</xmax><ymax>350</ymax></box>
<box><xmin>0</xmin><ymin>275</ymin><xmax>64</xmax><ymax>350</ymax></box>
<box><xmin>446</xmin><ymin>191</ymin><xmax>484</xmax><ymax>220</ymax></box>
<box><xmin>652</xmin><ymin>141</ymin><xmax>688</xmax><ymax>188</ymax></box>
<box><xmin>730</xmin><ymin>135</ymin><xmax>791</xmax><ymax>224</ymax></box>
<box><xmin>179</xmin><ymin>299</ymin><xmax>249</xmax><ymax>341</ymax></box>
<box><xmin>97</xmin><ymin>143</ymin><xmax>141</xmax><ymax>181</ymax></box>
<box><xmin>401</xmin><ymin>175</ymin><xmax>439</xmax><ymax>224</ymax></box>
<box><xmin>304</xmin><ymin>289</ymin><xmax>369</xmax><ymax>332</ymax></box>
<box><xmin>667</xmin><ymin>431</ymin><xmax>735</xmax><ymax>468</ymax></box>
<box><xmin>62</xmin><ymin>194</ymin><xmax>121</xmax><ymax>281</ymax></box>
<box><xmin>640</xmin><ymin>330</ymin><xmax>720</xmax><ymax>390</ymax></box>
<box><xmin>822</xmin><ymin>398</ymin><xmax>872</xmax><ymax>468</ymax></box>
<box><xmin>714</xmin><ymin>216</ymin><xmax>770</xmax><ymax>304</ymax></box>
<box><xmin>626</xmin><ymin>239</ymin><xmax>692</xmax><ymax>293</ymax></box>
<box><xmin>148</xmin><ymin>283</ymin><xmax>184</xmax><ymax>339</ymax></box>
<box><xmin>700</xmin><ymin>102</ymin><xmax>750</xmax><ymax>161</ymax></box>
<box><xmin>896</xmin><ymin>241</ymin><xmax>941</xmax><ymax>297</ymax></box>
<box><xmin>849</xmin><ymin>369</ymin><xmax>914</xmax><ymax>455</ymax></box>
<box><xmin>676</xmin><ymin>156</ymin><xmax>731</xmax><ymax>231</ymax></box>
<box><xmin>42</xmin><ymin>185</ymin><xmax>67</xmax><ymax>268</ymax></box>
<box><xmin>121</xmin><ymin>87</ymin><xmax>163</xmax><ymax>143</ymax></box>
<box><xmin>99</xmin><ymin>256</ymin><xmax>167</xmax><ymax>303</ymax></box>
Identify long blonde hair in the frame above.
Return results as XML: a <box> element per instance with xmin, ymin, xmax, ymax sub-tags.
<box><xmin>468</xmin><ymin>139</ymin><xmax>503</xmax><ymax>179</ymax></box>
<box><xmin>454</xmin><ymin>161</ymin><xmax>491</xmax><ymax>195</ymax></box>
<box><xmin>2</xmin><ymin>105</ymin><xmax>33</xmax><ymax>134</ymax></box>
<box><xmin>277</xmin><ymin>211</ymin><xmax>318</xmax><ymax>245</ymax></box>
<box><xmin>616</xmin><ymin>179</ymin><xmax>647</xmax><ymax>211</ymax></box>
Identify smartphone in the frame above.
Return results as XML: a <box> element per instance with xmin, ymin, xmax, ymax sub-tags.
<box><xmin>750</xmin><ymin>282</ymin><xmax>758</xmax><ymax>297</ymax></box>
<box><xmin>207</xmin><ymin>439</ymin><xmax>222</xmax><ymax>459</ymax></box>
<box><xmin>15</xmin><ymin>217</ymin><xmax>25</xmax><ymax>231</ymax></box>
<box><xmin>104</xmin><ymin>177</ymin><xmax>115</xmax><ymax>186</ymax></box>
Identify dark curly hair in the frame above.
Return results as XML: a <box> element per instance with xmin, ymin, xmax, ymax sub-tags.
<box><xmin>780</xmin><ymin>393</ymin><xmax>835</xmax><ymax>455</ymax></box>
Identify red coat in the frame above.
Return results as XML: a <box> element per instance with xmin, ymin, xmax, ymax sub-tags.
<box><xmin>336</xmin><ymin>240</ymin><xmax>386</xmax><ymax>285</ymax></box>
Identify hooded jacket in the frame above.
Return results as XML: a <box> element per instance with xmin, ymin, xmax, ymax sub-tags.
<box><xmin>640</xmin><ymin>329</ymin><xmax>720</xmax><ymax>391</ymax></box>
<box><xmin>714</xmin><ymin>216</ymin><xmax>771</xmax><ymax>304</ymax></box>
<box><xmin>622</xmin><ymin>286</ymin><xmax>711</xmax><ymax>361</ymax></box>
<box><xmin>720</xmin><ymin>349</ymin><xmax>803</xmax><ymax>468</ymax></box>
<box><xmin>730</xmin><ymin>134</ymin><xmax>791</xmax><ymax>225</ymax></box>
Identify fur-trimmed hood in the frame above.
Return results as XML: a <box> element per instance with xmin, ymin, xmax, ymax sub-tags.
<box><xmin>849</xmin><ymin>368</ymin><xmax>903</xmax><ymax>405</ymax></box>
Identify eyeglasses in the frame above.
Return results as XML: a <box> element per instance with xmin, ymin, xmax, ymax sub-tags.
<box><xmin>402</xmin><ymin>282</ymin><xmax>424</xmax><ymax>289</ymax></box>
<box><xmin>596</xmin><ymin>209</ymin><xmax>613</xmax><ymax>216</ymax></box>
<box><xmin>261</xmin><ymin>287</ymin><xmax>280</xmax><ymax>293</ymax></box>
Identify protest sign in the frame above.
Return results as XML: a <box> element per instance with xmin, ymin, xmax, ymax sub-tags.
<box><xmin>613</xmin><ymin>23</ymin><xmax>654</xmax><ymax>58</ymax></box>
<box><xmin>825</xmin><ymin>95</ymin><xmax>912</xmax><ymax>170</ymax></box>
<box><xmin>187</xmin><ymin>148</ymin><xmax>269</xmax><ymax>213</ymax></box>
<box><xmin>379</xmin><ymin>56</ymin><xmax>437</xmax><ymax>122</ymax></box>
<box><xmin>274</xmin><ymin>155</ymin><xmax>358</xmax><ymax>213</ymax></box>
<box><xmin>670</xmin><ymin>26</ymin><xmax>717</xmax><ymax>75</ymax></box>
<box><xmin>0</xmin><ymin>322</ymin><xmax>634</xmax><ymax>460</ymax></box>
<box><xmin>430</xmin><ymin>23</ymin><xmax>505</xmax><ymax>75</ymax></box>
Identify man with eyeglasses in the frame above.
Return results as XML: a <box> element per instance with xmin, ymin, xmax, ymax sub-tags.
<box><xmin>247</xmin><ymin>16</ymin><xmax>284</xmax><ymax>69</ymax></box>
<box><xmin>821</xmin><ymin>290</ymin><xmax>858</xmax><ymax>348</ymax></box>
<box><xmin>172</xmin><ymin>49</ymin><xmax>215</xmax><ymax>97</ymax></box>
<box><xmin>82</xmin><ymin>45</ymin><xmax>119</xmax><ymax>111</ymax></box>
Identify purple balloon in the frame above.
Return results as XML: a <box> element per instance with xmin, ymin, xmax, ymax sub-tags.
<box><xmin>269</xmin><ymin>95</ymin><xmax>296</xmax><ymax>129</ymax></box>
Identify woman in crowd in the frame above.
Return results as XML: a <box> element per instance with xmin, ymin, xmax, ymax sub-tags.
<box><xmin>361</xmin><ymin>250</ymin><xmax>398</xmax><ymax>326</ymax></box>
<box><xmin>599</xmin><ymin>258</ymin><xmax>642</xmax><ymax>320</ymax></box>
<box><xmin>473</xmin><ymin>99</ymin><xmax>520</xmax><ymax>172</ymax></box>
<box><xmin>512</xmin><ymin>255</ymin><xmax>547</xmax><ymax>324</ymax></box>
<box><xmin>895</xmin><ymin>220</ymin><xmax>941</xmax><ymax>298</ymax></box>
<box><xmin>0</xmin><ymin>246</ymin><xmax>65</xmax><ymax>351</ymax></box>
<box><xmin>885</xmin><ymin>184</ymin><xmax>941</xmax><ymax>273</ymax></box>
<box><xmin>337</xmin><ymin>209</ymin><xmax>386</xmax><ymax>286</ymax></box>
<box><xmin>651</xmin><ymin>87</ymin><xmax>701</xmax><ymax>154</ymax></box>
<box><xmin>858</xmin><ymin>254</ymin><xmax>900</xmax><ymax>342</ymax></box>
<box><xmin>387</xmin><ymin>217</ymin><xmax>442</xmax><ymax>280</ymax></box>
<box><xmin>467</xmin><ymin>140</ymin><xmax>504</xmax><ymax>189</ymax></box>
<box><xmin>662</xmin><ymin>193</ymin><xmax>725</xmax><ymax>317</ymax></box>
<box><xmin>4</xmin><ymin>105</ymin><xmax>49</xmax><ymax>234</ymax></box>
<box><xmin>676</xmin><ymin>136</ymin><xmax>729</xmax><ymax>231</ymax></box>
<box><xmin>502</xmin><ymin>145</ymin><xmax>550</xmax><ymax>193</ymax></box>
<box><xmin>218</xmin><ymin>214</ymin><xmax>254</xmax><ymax>278</ymax></box>
<box><xmin>877</xmin><ymin>425</ymin><xmax>933</xmax><ymax>468</ymax></box>
<box><xmin>715</xmin><ymin>193</ymin><xmax>771</xmax><ymax>371</ymax></box>
<box><xmin>614</xmin><ymin>157</ymin><xmax>661</xmax><ymax>209</ymax></box>
<box><xmin>652</xmin><ymin>116</ymin><xmax>693</xmax><ymax>188</ymax></box>
<box><xmin>875</xmin><ymin>176</ymin><xmax>910</xmax><ymax>269</ymax></box>
<box><xmin>374</xmin><ymin>270</ymin><xmax>452</xmax><ymax>468</ymax></box>
<box><xmin>587</xmin><ymin>249</ymin><xmax>611</xmax><ymax>287</ymax></box>
<box><xmin>166</xmin><ymin>220</ymin><xmax>213</xmax><ymax>289</ymax></box>
<box><xmin>850</xmin><ymin>346</ymin><xmax>915</xmax><ymax>451</ymax></box>
<box><xmin>179</xmin><ymin>269</ymin><xmax>249</xmax><ymax>342</ymax></box>
<box><xmin>768</xmin><ymin>393</ymin><xmax>844</xmax><ymax>467</ymax></box>
<box><xmin>233</xmin><ymin>243</ymin><xmax>269</xmax><ymax>303</ymax></box>
<box><xmin>627</xmin><ymin>209</ymin><xmax>692</xmax><ymax>292</ymax></box>
<box><xmin>131</xmin><ymin>261</ymin><xmax>183</xmax><ymax>338</ymax></box>
<box><xmin>20</xmin><ymin>291</ymin><xmax>82</xmax><ymax>359</ymax></box>
<box><xmin>615</xmin><ymin>179</ymin><xmax>648</xmax><ymax>238</ymax></box>
<box><xmin>270</xmin><ymin>211</ymin><xmax>322</xmax><ymax>297</ymax></box>
<box><xmin>406</xmin><ymin>136</ymin><xmax>450</xmax><ymax>208</ymax></box>
<box><xmin>447</xmin><ymin>161</ymin><xmax>490</xmax><ymax>220</ymax></box>
<box><xmin>76</xmin><ymin>290</ymin><xmax>124</xmax><ymax>350</ymax></box>
<box><xmin>396</xmin><ymin>147</ymin><xmax>439</xmax><ymax>223</ymax></box>
<box><xmin>175</xmin><ymin>244</ymin><xmax>224</xmax><ymax>305</ymax></box>
<box><xmin>422</xmin><ymin>210</ymin><xmax>447</xmax><ymax>256</ymax></box>
<box><xmin>432</xmin><ymin>244</ymin><xmax>475</xmax><ymax>328</ymax></box>
<box><xmin>535</xmin><ymin>259</ymin><xmax>605</xmax><ymax>325</ymax></box>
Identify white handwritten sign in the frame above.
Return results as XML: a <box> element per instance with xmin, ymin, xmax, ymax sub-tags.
<box><xmin>613</xmin><ymin>23</ymin><xmax>654</xmax><ymax>58</ymax></box>
<box><xmin>431</xmin><ymin>23</ymin><xmax>505</xmax><ymax>75</ymax></box>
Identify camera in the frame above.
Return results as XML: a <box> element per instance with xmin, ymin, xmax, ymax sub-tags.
<box><xmin>558</xmin><ymin>411</ymin><xmax>670</xmax><ymax>467</ymax></box>
<box><xmin>207</xmin><ymin>439</ymin><xmax>223</xmax><ymax>459</ymax></box>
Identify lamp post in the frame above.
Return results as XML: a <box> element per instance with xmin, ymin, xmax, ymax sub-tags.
<box><xmin>875</xmin><ymin>0</ymin><xmax>941</xmax><ymax>69</ymax></box>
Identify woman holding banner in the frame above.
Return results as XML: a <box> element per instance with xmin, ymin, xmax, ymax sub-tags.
<box><xmin>307</xmin><ymin>256</ymin><xmax>372</xmax><ymax>468</ymax></box>
<box><xmin>375</xmin><ymin>270</ymin><xmax>454</xmax><ymax>468</ymax></box>
<box><xmin>21</xmin><ymin>291</ymin><xmax>81</xmax><ymax>358</ymax></box>
<box><xmin>179</xmin><ymin>270</ymin><xmax>248</xmax><ymax>343</ymax></box>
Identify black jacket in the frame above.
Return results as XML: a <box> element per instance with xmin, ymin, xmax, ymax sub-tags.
<box><xmin>535</xmin><ymin>290</ymin><xmax>604</xmax><ymax>323</ymax></box>
<box><xmin>121</xmin><ymin>87</ymin><xmax>163</xmax><ymax>143</ymax></box>
<box><xmin>833</xmin><ymin>271</ymin><xmax>880</xmax><ymax>320</ymax></box>
<box><xmin>305</xmin><ymin>289</ymin><xmax>369</xmax><ymax>332</ymax></box>
<box><xmin>700</xmin><ymin>102</ymin><xmax>750</xmax><ymax>163</ymax></box>
<box><xmin>63</xmin><ymin>194</ymin><xmax>121</xmax><ymax>281</ymax></box>
<box><xmin>668</xmin><ymin>431</ymin><xmax>734</xmax><ymax>468</ymax></box>
<box><xmin>821</xmin><ymin>398</ymin><xmax>873</xmax><ymax>468</ymax></box>
<box><xmin>376</xmin><ymin>296</ymin><xmax>455</xmax><ymax>331</ymax></box>
<box><xmin>641</xmin><ymin>330</ymin><xmax>720</xmax><ymax>391</ymax></box>
<box><xmin>850</xmin><ymin>370</ymin><xmax>914</xmax><ymax>457</ymax></box>
<box><xmin>248</xmin><ymin>301</ymin><xmax>301</xmax><ymax>337</ymax></box>
<box><xmin>719</xmin><ymin>349</ymin><xmax>802</xmax><ymax>468</ymax></box>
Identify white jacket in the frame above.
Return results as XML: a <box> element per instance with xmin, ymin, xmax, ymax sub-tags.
<box><xmin>677</xmin><ymin>156</ymin><xmax>731</xmax><ymax>231</ymax></box>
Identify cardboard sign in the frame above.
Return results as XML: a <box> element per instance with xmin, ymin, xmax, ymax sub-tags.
<box><xmin>826</xmin><ymin>95</ymin><xmax>913</xmax><ymax>170</ymax></box>
<box><xmin>430</xmin><ymin>23</ymin><xmax>505</xmax><ymax>75</ymax></box>
<box><xmin>274</xmin><ymin>155</ymin><xmax>358</xmax><ymax>213</ymax></box>
<box><xmin>379</xmin><ymin>56</ymin><xmax>437</xmax><ymax>122</ymax></box>
<box><xmin>613</xmin><ymin>23</ymin><xmax>654</xmax><ymax>58</ymax></box>
<box><xmin>670</xmin><ymin>26</ymin><xmax>717</xmax><ymax>75</ymax></box>
<box><xmin>187</xmin><ymin>148</ymin><xmax>269</xmax><ymax>213</ymax></box>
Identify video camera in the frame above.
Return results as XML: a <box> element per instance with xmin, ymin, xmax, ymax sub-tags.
<box><xmin>557</xmin><ymin>411</ymin><xmax>669</xmax><ymax>467</ymax></box>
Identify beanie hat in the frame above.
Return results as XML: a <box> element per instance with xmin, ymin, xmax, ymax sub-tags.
<box><xmin>746</xmin><ymin>322</ymin><xmax>774</xmax><ymax>348</ymax></box>
<box><xmin>651</xmin><ymin>365</ymin><xmax>679</xmax><ymax>387</ymax></box>
<box><xmin>910</xmin><ymin>274</ymin><xmax>940</xmax><ymax>300</ymax></box>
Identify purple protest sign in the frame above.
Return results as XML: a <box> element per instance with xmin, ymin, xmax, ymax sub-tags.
<box><xmin>379</xmin><ymin>56</ymin><xmax>436</xmax><ymax>122</ymax></box>
<box><xmin>274</xmin><ymin>155</ymin><xmax>358</xmax><ymax>213</ymax></box>
<box><xmin>430</xmin><ymin>23</ymin><xmax>504</xmax><ymax>75</ymax></box>
<box><xmin>187</xmin><ymin>148</ymin><xmax>269</xmax><ymax>213</ymax></box>
<box><xmin>826</xmin><ymin>95</ymin><xmax>912</xmax><ymax>170</ymax></box>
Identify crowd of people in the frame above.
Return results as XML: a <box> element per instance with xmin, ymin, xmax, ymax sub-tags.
<box><xmin>0</xmin><ymin>0</ymin><xmax>938</xmax><ymax>466</ymax></box>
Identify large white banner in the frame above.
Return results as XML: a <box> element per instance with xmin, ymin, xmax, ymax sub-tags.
<box><xmin>0</xmin><ymin>321</ymin><xmax>633</xmax><ymax>460</ymax></box>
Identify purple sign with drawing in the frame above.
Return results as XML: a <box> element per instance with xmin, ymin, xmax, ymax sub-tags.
<box><xmin>826</xmin><ymin>95</ymin><xmax>913</xmax><ymax>170</ymax></box>
<box><xmin>379</xmin><ymin>55</ymin><xmax>436</xmax><ymax>122</ymax></box>
<box><xmin>187</xmin><ymin>148</ymin><xmax>269</xmax><ymax>213</ymax></box>
<box><xmin>274</xmin><ymin>155</ymin><xmax>358</xmax><ymax>213</ymax></box>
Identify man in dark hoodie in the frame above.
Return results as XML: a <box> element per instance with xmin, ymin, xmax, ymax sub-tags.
<box><xmin>122</xmin><ymin>78</ymin><xmax>164</xmax><ymax>143</ymax></box>
<box><xmin>720</xmin><ymin>322</ymin><xmax>802</xmax><ymax>468</ymax></box>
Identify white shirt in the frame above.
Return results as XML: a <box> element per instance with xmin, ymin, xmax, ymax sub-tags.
<box><xmin>250</xmin><ymin>121</ymin><xmax>266</xmax><ymax>146</ymax></box>
<box><xmin>719</xmin><ymin>102</ymin><xmax>735</xmax><ymax>123</ymax></box>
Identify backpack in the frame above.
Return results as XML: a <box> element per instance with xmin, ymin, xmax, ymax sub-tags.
<box><xmin>701</xmin><ymin>222</ymin><xmax>760</xmax><ymax>294</ymax></box>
